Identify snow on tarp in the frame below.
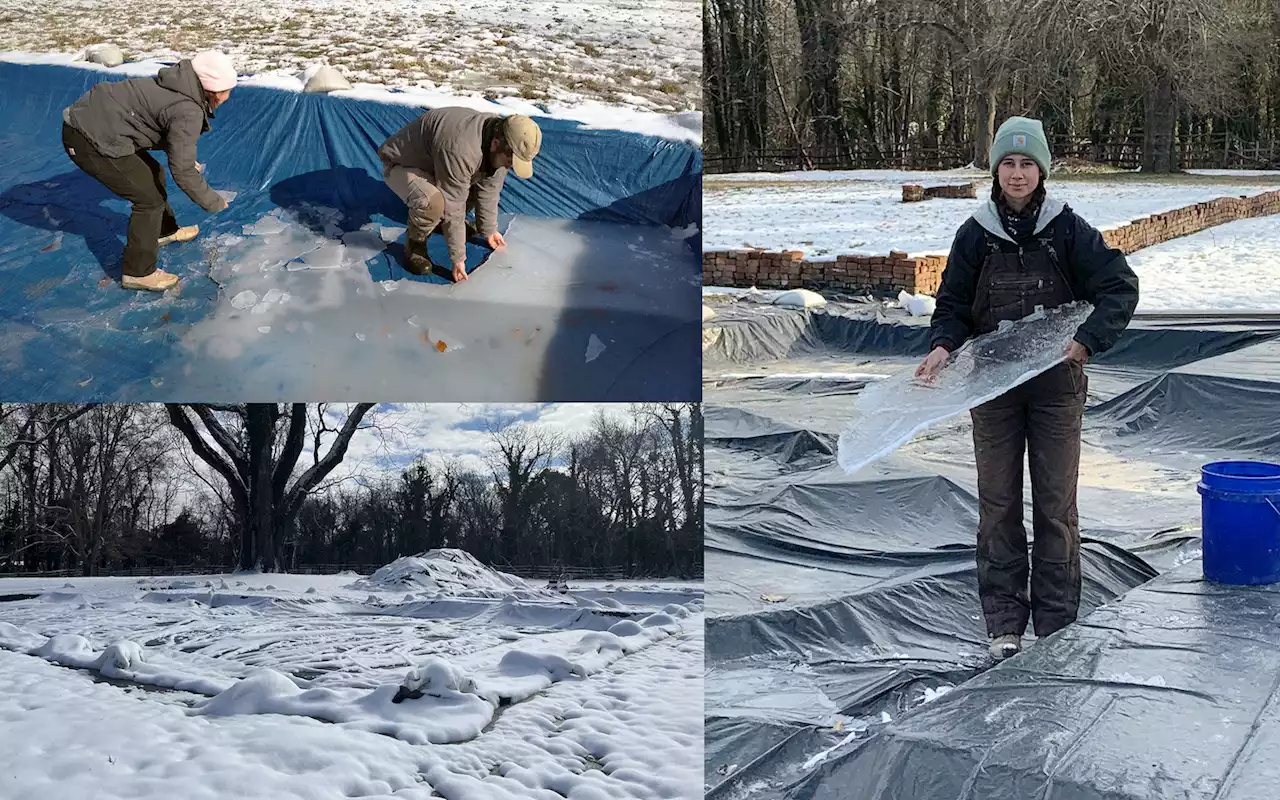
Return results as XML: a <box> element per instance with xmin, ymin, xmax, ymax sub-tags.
<box><xmin>0</xmin><ymin>60</ymin><xmax>701</xmax><ymax>402</ymax></box>
<box><xmin>190</xmin><ymin>620</ymin><xmax>680</xmax><ymax>744</ymax></box>
<box><xmin>351</xmin><ymin>549</ymin><xmax>534</xmax><ymax>595</ymax></box>
<box><xmin>836</xmin><ymin>302</ymin><xmax>1094</xmax><ymax>474</ymax></box>
<box><xmin>0</xmin><ymin>625</ymin><xmax>234</xmax><ymax>695</ymax></box>
<box><xmin>798</xmin><ymin>561</ymin><xmax>1280</xmax><ymax>800</ymax></box>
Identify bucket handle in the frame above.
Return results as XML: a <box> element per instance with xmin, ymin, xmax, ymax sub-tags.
<box><xmin>1272</xmin><ymin>498</ymin><xmax>1280</xmax><ymax>518</ymax></box>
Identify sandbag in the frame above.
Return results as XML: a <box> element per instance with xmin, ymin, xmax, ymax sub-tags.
<box><xmin>83</xmin><ymin>44</ymin><xmax>124</xmax><ymax>68</ymax></box>
<box><xmin>703</xmin><ymin>304</ymin><xmax>717</xmax><ymax>322</ymax></box>
<box><xmin>773</xmin><ymin>289</ymin><xmax>826</xmax><ymax>309</ymax></box>
<box><xmin>302</xmin><ymin>64</ymin><xmax>352</xmax><ymax>94</ymax></box>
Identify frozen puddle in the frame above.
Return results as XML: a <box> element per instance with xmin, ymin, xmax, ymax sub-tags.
<box><xmin>156</xmin><ymin>207</ymin><xmax>698</xmax><ymax>400</ymax></box>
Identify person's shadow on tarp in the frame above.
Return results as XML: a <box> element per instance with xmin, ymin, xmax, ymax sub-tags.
<box><xmin>0</xmin><ymin>170</ymin><xmax>132</xmax><ymax>282</ymax></box>
<box><xmin>269</xmin><ymin>166</ymin><xmax>502</xmax><ymax>284</ymax></box>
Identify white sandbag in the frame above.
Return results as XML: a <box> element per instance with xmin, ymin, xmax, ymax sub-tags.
<box><xmin>702</xmin><ymin>304</ymin><xmax>717</xmax><ymax>322</ymax></box>
<box><xmin>83</xmin><ymin>44</ymin><xmax>124</xmax><ymax>68</ymax></box>
<box><xmin>302</xmin><ymin>64</ymin><xmax>352</xmax><ymax>94</ymax></box>
<box><xmin>897</xmin><ymin>289</ymin><xmax>936</xmax><ymax>317</ymax></box>
<box><xmin>773</xmin><ymin>289</ymin><xmax>827</xmax><ymax>309</ymax></box>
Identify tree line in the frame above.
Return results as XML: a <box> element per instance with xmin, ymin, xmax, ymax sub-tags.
<box><xmin>0</xmin><ymin>404</ymin><xmax>703</xmax><ymax>578</ymax></box>
<box><xmin>707</xmin><ymin>0</ymin><xmax>1280</xmax><ymax>171</ymax></box>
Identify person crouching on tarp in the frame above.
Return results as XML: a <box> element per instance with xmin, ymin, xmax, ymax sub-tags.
<box><xmin>377</xmin><ymin>108</ymin><xmax>542</xmax><ymax>282</ymax></box>
<box><xmin>61</xmin><ymin>50</ymin><xmax>236</xmax><ymax>292</ymax></box>
<box><xmin>915</xmin><ymin>116</ymin><xmax>1139</xmax><ymax>661</ymax></box>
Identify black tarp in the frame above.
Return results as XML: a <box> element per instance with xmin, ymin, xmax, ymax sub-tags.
<box><xmin>704</xmin><ymin>305</ymin><xmax>1280</xmax><ymax>799</ymax></box>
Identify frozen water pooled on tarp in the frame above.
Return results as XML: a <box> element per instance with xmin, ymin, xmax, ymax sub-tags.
<box><xmin>162</xmin><ymin>214</ymin><xmax>699</xmax><ymax>401</ymax></box>
<box><xmin>836</xmin><ymin>302</ymin><xmax>1095</xmax><ymax>474</ymax></box>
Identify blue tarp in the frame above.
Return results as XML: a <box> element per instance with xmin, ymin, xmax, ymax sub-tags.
<box><xmin>0</xmin><ymin>61</ymin><xmax>701</xmax><ymax>401</ymax></box>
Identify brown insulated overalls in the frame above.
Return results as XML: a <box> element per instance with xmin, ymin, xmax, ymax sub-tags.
<box><xmin>970</xmin><ymin>227</ymin><xmax>1086</xmax><ymax>640</ymax></box>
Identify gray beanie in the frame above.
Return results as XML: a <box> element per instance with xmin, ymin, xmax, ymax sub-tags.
<box><xmin>989</xmin><ymin>116</ymin><xmax>1051</xmax><ymax>177</ymax></box>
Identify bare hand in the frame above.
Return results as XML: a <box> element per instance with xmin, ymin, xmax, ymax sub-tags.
<box><xmin>452</xmin><ymin>262</ymin><xmax>469</xmax><ymax>282</ymax></box>
<box><xmin>915</xmin><ymin>345</ymin><xmax>950</xmax><ymax>383</ymax></box>
<box><xmin>1064</xmin><ymin>340</ymin><xmax>1090</xmax><ymax>365</ymax></box>
<box><xmin>487</xmin><ymin>231</ymin><xmax>506</xmax><ymax>250</ymax></box>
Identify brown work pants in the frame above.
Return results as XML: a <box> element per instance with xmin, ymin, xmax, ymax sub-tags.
<box><xmin>970</xmin><ymin>361</ymin><xmax>1087</xmax><ymax>640</ymax></box>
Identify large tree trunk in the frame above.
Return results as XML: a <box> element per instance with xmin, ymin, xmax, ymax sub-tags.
<box><xmin>1143</xmin><ymin>72</ymin><xmax>1179</xmax><ymax>172</ymax></box>
<box><xmin>973</xmin><ymin>85</ymin><xmax>998</xmax><ymax>169</ymax></box>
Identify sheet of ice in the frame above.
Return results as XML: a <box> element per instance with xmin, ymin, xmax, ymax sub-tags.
<box><xmin>836</xmin><ymin>302</ymin><xmax>1095</xmax><ymax>474</ymax></box>
<box><xmin>1126</xmin><ymin>216</ymin><xmax>1280</xmax><ymax>311</ymax></box>
<box><xmin>162</xmin><ymin>214</ymin><xmax>698</xmax><ymax>401</ymax></box>
<box><xmin>705</xmin><ymin>171</ymin><xmax>1280</xmax><ymax>257</ymax></box>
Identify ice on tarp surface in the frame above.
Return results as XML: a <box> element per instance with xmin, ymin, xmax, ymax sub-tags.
<box><xmin>836</xmin><ymin>302</ymin><xmax>1095</xmax><ymax>474</ymax></box>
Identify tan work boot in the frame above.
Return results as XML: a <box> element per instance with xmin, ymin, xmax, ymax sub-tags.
<box><xmin>158</xmin><ymin>225</ymin><xmax>199</xmax><ymax>246</ymax></box>
<box><xmin>122</xmin><ymin>269</ymin><xmax>180</xmax><ymax>292</ymax></box>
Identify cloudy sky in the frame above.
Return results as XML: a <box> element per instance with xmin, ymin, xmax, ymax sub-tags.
<box><xmin>278</xmin><ymin>403</ymin><xmax>627</xmax><ymax>487</ymax></box>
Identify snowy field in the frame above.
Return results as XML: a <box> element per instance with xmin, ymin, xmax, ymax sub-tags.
<box><xmin>1126</xmin><ymin>215</ymin><xmax>1280</xmax><ymax>312</ymax></box>
<box><xmin>0</xmin><ymin>551</ymin><xmax>704</xmax><ymax>799</ymax></box>
<box><xmin>0</xmin><ymin>0</ymin><xmax>699</xmax><ymax>113</ymax></box>
<box><xmin>704</xmin><ymin>168</ymin><xmax>1280</xmax><ymax>312</ymax></box>
<box><xmin>704</xmin><ymin>169</ymin><xmax>1280</xmax><ymax>257</ymax></box>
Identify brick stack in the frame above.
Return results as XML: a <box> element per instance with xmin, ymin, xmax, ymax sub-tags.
<box><xmin>703</xmin><ymin>249</ymin><xmax>945</xmax><ymax>294</ymax></box>
<box><xmin>924</xmin><ymin>182</ymin><xmax>977</xmax><ymax>199</ymax></box>
<box><xmin>1101</xmin><ymin>189</ymin><xmax>1280</xmax><ymax>254</ymax></box>
<box><xmin>704</xmin><ymin>189</ymin><xmax>1280</xmax><ymax>296</ymax></box>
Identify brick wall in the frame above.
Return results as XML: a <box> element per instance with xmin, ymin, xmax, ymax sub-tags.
<box><xmin>704</xmin><ymin>189</ymin><xmax>1280</xmax><ymax>296</ymax></box>
<box><xmin>902</xmin><ymin>183</ymin><xmax>977</xmax><ymax>202</ymax></box>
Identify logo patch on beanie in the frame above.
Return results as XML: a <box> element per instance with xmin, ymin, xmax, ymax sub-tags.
<box><xmin>1013</xmin><ymin>134</ymin><xmax>1026</xmax><ymax>147</ymax></box>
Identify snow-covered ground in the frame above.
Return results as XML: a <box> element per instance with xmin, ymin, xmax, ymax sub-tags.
<box><xmin>1127</xmin><ymin>215</ymin><xmax>1280</xmax><ymax>312</ymax></box>
<box><xmin>704</xmin><ymin>169</ymin><xmax>1280</xmax><ymax>257</ymax></box>
<box><xmin>0</xmin><ymin>0</ymin><xmax>698</xmax><ymax>113</ymax></box>
<box><xmin>0</xmin><ymin>553</ymin><xmax>704</xmax><ymax>799</ymax></box>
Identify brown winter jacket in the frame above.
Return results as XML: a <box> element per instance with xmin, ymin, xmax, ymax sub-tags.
<box><xmin>62</xmin><ymin>60</ymin><xmax>224</xmax><ymax>212</ymax></box>
<box><xmin>377</xmin><ymin>107</ymin><xmax>507</xmax><ymax>266</ymax></box>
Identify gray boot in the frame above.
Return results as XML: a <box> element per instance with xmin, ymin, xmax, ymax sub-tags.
<box><xmin>989</xmin><ymin>633</ymin><xmax>1021</xmax><ymax>661</ymax></box>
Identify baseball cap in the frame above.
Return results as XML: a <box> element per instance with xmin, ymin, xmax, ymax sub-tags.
<box><xmin>503</xmin><ymin>115</ymin><xmax>542</xmax><ymax>179</ymax></box>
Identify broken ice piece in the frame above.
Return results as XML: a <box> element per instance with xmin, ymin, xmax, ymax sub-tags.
<box><xmin>383</xmin><ymin>282</ymin><xmax>399</xmax><ymax>292</ymax></box>
<box><xmin>302</xmin><ymin>241</ymin><xmax>346</xmax><ymax>269</ymax></box>
<box><xmin>407</xmin><ymin>316</ymin><xmax>420</xmax><ymax>328</ymax></box>
<box><xmin>230</xmin><ymin>290</ymin><xmax>258</xmax><ymax>309</ymax></box>
<box><xmin>880</xmin><ymin>712</ymin><xmax>892</xmax><ymax>723</ymax></box>
<box><xmin>585</xmin><ymin>334</ymin><xmax>606</xmax><ymax>363</ymax></box>
<box><xmin>280</xmin><ymin>293</ymin><xmax>292</xmax><ymax>304</ymax></box>
<box><xmin>355</xmin><ymin>332</ymin><xmax>367</xmax><ymax>341</ymax></box>
<box><xmin>379</xmin><ymin>226</ymin><xmax>406</xmax><ymax>243</ymax></box>
<box><xmin>251</xmin><ymin>302</ymin><xmax>269</xmax><ymax>314</ymax></box>
<box><xmin>257</xmin><ymin>326</ymin><xmax>271</xmax><ymax>333</ymax></box>
<box><xmin>215</xmin><ymin>189</ymin><xmax>237</xmax><ymax>204</ymax></box>
<box><xmin>262</xmin><ymin>288</ymin><xmax>284</xmax><ymax>304</ymax></box>
<box><xmin>760</xmin><ymin>593</ymin><xmax>787</xmax><ymax>603</ymax></box>
<box><xmin>243</xmin><ymin>215</ymin><xmax>288</xmax><ymax>236</ymax></box>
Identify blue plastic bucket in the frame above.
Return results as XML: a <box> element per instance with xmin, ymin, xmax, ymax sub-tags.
<box><xmin>1198</xmin><ymin>461</ymin><xmax>1280</xmax><ymax>585</ymax></box>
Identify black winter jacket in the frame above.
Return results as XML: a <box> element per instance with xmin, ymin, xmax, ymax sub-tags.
<box><xmin>929</xmin><ymin>195</ymin><xmax>1140</xmax><ymax>356</ymax></box>
<box><xmin>63</xmin><ymin>60</ymin><xmax>223</xmax><ymax>212</ymax></box>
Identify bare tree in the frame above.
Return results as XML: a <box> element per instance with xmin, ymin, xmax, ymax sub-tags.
<box><xmin>166</xmin><ymin>403</ymin><xmax>376</xmax><ymax>571</ymax></box>
<box><xmin>487</xmin><ymin>420</ymin><xmax>561</xmax><ymax>564</ymax></box>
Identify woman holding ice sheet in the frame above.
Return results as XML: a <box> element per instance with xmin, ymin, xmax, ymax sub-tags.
<box><xmin>61</xmin><ymin>51</ymin><xmax>237</xmax><ymax>291</ymax></box>
<box><xmin>915</xmin><ymin>116</ymin><xmax>1139</xmax><ymax>661</ymax></box>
